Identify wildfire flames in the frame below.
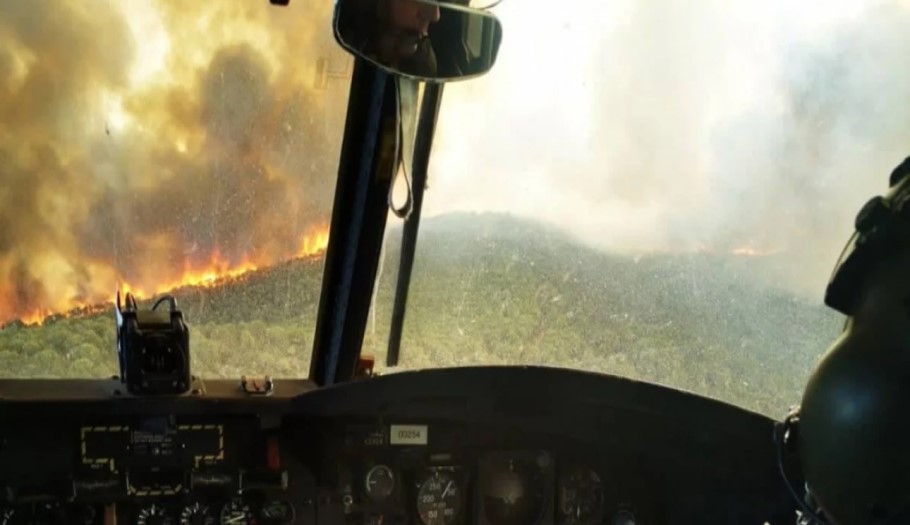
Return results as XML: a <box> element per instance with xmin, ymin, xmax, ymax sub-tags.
<box><xmin>15</xmin><ymin>225</ymin><xmax>329</xmax><ymax>326</ymax></box>
<box><xmin>3</xmin><ymin>0</ymin><xmax>822</xmax><ymax>330</ymax></box>
<box><xmin>119</xmin><ymin>226</ymin><xmax>331</xmax><ymax>299</ymax></box>
<box><xmin>0</xmin><ymin>1</ymin><xmax>348</xmax><ymax>326</ymax></box>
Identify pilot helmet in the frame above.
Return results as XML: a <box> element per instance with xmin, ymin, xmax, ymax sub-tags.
<box><xmin>799</xmin><ymin>157</ymin><xmax>910</xmax><ymax>524</ymax></box>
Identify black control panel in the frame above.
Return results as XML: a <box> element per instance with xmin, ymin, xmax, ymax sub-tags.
<box><xmin>0</xmin><ymin>367</ymin><xmax>798</xmax><ymax>524</ymax></box>
<box><xmin>0</xmin><ymin>412</ymin><xmax>311</xmax><ymax>524</ymax></box>
<box><xmin>307</xmin><ymin>421</ymin><xmax>651</xmax><ymax>525</ymax></box>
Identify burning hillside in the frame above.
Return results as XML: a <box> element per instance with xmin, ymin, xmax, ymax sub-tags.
<box><xmin>15</xmin><ymin>226</ymin><xmax>329</xmax><ymax>326</ymax></box>
<box><xmin>0</xmin><ymin>213</ymin><xmax>840</xmax><ymax>418</ymax></box>
<box><xmin>0</xmin><ymin>1</ymin><xmax>349</xmax><ymax>325</ymax></box>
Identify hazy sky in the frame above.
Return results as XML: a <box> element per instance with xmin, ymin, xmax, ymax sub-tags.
<box><xmin>425</xmin><ymin>0</ymin><xmax>910</xmax><ymax>294</ymax></box>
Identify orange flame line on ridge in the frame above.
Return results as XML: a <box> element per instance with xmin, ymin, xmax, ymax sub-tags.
<box><xmin>12</xmin><ymin>226</ymin><xmax>330</xmax><ymax>327</ymax></box>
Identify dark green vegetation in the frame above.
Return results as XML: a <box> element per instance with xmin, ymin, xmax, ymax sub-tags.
<box><xmin>0</xmin><ymin>213</ymin><xmax>841</xmax><ymax>416</ymax></box>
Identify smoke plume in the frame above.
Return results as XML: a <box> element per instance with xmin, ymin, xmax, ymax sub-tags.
<box><xmin>427</xmin><ymin>0</ymin><xmax>910</xmax><ymax>296</ymax></box>
<box><xmin>4</xmin><ymin>0</ymin><xmax>910</xmax><ymax>321</ymax></box>
<box><xmin>0</xmin><ymin>0</ymin><xmax>348</xmax><ymax>321</ymax></box>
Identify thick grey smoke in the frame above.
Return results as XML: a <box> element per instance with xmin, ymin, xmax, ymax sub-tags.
<box><xmin>0</xmin><ymin>0</ymin><xmax>347</xmax><ymax>320</ymax></box>
<box><xmin>427</xmin><ymin>0</ymin><xmax>910</xmax><ymax>296</ymax></box>
<box><xmin>0</xmin><ymin>0</ymin><xmax>133</xmax><ymax>316</ymax></box>
<box><xmin>700</xmin><ymin>1</ymin><xmax>910</xmax><ymax>292</ymax></box>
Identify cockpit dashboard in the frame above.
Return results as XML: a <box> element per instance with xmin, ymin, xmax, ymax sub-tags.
<box><xmin>0</xmin><ymin>367</ymin><xmax>795</xmax><ymax>524</ymax></box>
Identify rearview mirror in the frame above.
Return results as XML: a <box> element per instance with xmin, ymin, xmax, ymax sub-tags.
<box><xmin>334</xmin><ymin>0</ymin><xmax>503</xmax><ymax>82</ymax></box>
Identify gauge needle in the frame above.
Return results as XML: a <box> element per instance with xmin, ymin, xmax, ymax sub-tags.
<box><xmin>441</xmin><ymin>480</ymin><xmax>453</xmax><ymax>499</ymax></box>
<box><xmin>224</xmin><ymin>516</ymin><xmax>246</xmax><ymax>524</ymax></box>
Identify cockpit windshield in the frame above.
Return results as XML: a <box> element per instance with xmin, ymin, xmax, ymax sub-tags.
<box><xmin>1</xmin><ymin>0</ymin><xmax>903</xmax><ymax>418</ymax></box>
<box><xmin>0</xmin><ymin>1</ymin><xmax>350</xmax><ymax>378</ymax></box>
<box><xmin>365</xmin><ymin>0</ymin><xmax>905</xmax><ymax>416</ymax></box>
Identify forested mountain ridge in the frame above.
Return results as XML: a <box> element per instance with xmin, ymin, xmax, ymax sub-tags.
<box><xmin>0</xmin><ymin>213</ymin><xmax>841</xmax><ymax>416</ymax></box>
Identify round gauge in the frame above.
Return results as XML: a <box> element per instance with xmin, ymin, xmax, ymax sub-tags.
<box><xmin>365</xmin><ymin>464</ymin><xmax>396</xmax><ymax>502</ymax></box>
<box><xmin>179</xmin><ymin>503</ymin><xmax>215</xmax><ymax>525</ymax></box>
<box><xmin>137</xmin><ymin>504</ymin><xmax>173</xmax><ymax>525</ymax></box>
<box><xmin>416</xmin><ymin>469</ymin><xmax>462</xmax><ymax>525</ymax></box>
<box><xmin>613</xmin><ymin>510</ymin><xmax>635</xmax><ymax>525</ymax></box>
<box><xmin>259</xmin><ymin>500</ymin><xmax>295</xmax><ymax>525</ymax></box>
<box><xmin>482</xmin><ymin>458</ymin><xmax>546</xmax><ymax>525</ymax></box>
<box><xmin>558</xmin><ymin>467</ymin><xmax>604</xmax><ymax>524</ymax></box>
<box><xmin>219</xmin><ymin>499</ymin><xmax>252</xmax><ymax>525</ymax></box>
<box><xmin>79</xmin><ymin>505</ymin><xmax>98</xmax><ymax>525</ymax></box>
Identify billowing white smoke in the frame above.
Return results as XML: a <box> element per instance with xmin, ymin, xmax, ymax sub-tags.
<box><xmin>427</xmin><ymin>0</ymin><xmax>908</xmax><ymax>296</ymax></box>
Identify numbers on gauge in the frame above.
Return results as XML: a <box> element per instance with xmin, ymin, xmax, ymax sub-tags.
<box><xmin>136</xmin><ymin>504</ymin><xmax>173</xmax><ymax>525</ymax></box>
<box><xmin>416</xmin><ymin>469</ymin><xmax>462</xmax><ymax>525</ymax></box>
<box><xmin>219</xmin><ymin>499</ymin><xmax>252</xmax><ymax>525</ymax></box>
<box><xmin>179</xmin><ymin>502</ymin><xmax>216</xmax><ymax>525</ymax></box>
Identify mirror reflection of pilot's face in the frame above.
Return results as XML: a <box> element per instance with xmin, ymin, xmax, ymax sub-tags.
<box><xmin>388</xmin><ymin>0</ymin><xmax>441</xmax><ymax>36</ymax></box>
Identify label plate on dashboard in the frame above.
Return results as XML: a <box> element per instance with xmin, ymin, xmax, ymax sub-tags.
<box><xmin>389</xmin><ymin>424</ymin><xmax>428</xmax><ymax>445</ymax></box>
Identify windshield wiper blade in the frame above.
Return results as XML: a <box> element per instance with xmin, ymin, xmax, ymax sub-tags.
<box><xmin>387</xmin><ymin>82</ymin><xmax>445</xmax><ymax>367</ymax></box>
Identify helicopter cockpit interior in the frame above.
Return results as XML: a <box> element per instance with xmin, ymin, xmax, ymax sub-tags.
<box><xmin>3</xmin><ymin>1</ymin><xmax>906</xmax><ymax>524</ymax></box>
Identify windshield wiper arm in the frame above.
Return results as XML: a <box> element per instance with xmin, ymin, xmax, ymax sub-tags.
<box><xmin>387</xmin><ymin>83</ymin><xmax>445</xmax><ymax>367</ymax></box>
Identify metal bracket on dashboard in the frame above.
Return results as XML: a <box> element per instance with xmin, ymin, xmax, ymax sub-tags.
<box><xmin>240</xmin><ymin>375</ymin><xmax>274</xmax><ymax>396</ymax></box>
<box><xmin>105</xmin><ymin>375</ymin><xmax>207</xmax><ymax>398</ymax></box>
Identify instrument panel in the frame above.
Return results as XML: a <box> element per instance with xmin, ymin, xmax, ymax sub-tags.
<box><xmin>0</xmin><ymin>412</ymin><xmax>311</xmax><ymax>525</ymax></box>
<box><xmin>0</xmin><ymin>368</ymin><xmax>797</xmax><ymax>524</ymax></box>
<box><xmin>319</xmin><ymin>422</ymin><xmax>654</xmax><ymax>525</ymax></box>
<box><xmin>0</xmin><ymin>421</ymin><xmax>651</xmax><ymax>525</ymax></box>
